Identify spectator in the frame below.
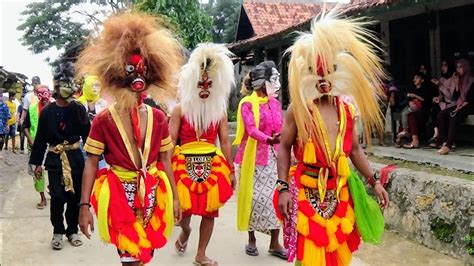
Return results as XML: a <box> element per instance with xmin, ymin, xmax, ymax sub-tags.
<box><xmin>436</xmin><ymin>58</ymin><xmax>474</xmax><ymax>155</ymax></box>
<box><xmin>20</xmin><ymin>76</ymin><xmax>41</xmax><ymax>136</ymax></box>
<box><xmin>0</xmin><ymin>89</ymin><xmax>10</xmax><ymax>158</ymax></box>
<box><xmin>429</xmin><ymin>60</ymin><xmax>455</xmax><ymax>145</ymax></box>
<box><xmin>17</xmin><ymin>99</ymin><xmax>26</xmax><ymax>153</ymax></box>
<box><xmin>5</xmin><ymin>91</ymin><xmax>18</xmax><ymax>152</ymax></box>
<box><xmin>24</xmin><ymin>86</ymin><xmax>51</xmax><ymax>209</ymax></box>
<box><xmin>396</xmin><ymin>72</ymin><xmax>433</xmax><ymax>148</ymax></box>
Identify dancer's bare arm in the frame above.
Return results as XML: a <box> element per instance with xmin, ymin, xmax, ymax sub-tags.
<box><xmin>79</xmin><ymin>154</ymin><xmax>100</xmax><ymax>239</ymax></box>
<box><xmin>277</xmin><ymin>106</ymin><xmax>297</xmax><ymax>219</ymax></box>
<box><xmin>218</xmin><ymin>117</ymin><xmax>235</xmax><ymax>189</ymax></box>
<box><xmin>169</xmin><ymin>104</ymin><xmax>181</xmax><ymax>143</ymax></box>
<box><xmin>349</xmin><ymin>127</ymin><xmax>389</xmax><ymax>209</ymax></box>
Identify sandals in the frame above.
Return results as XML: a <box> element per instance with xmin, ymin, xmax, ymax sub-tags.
<box><xmin>51</xmin><ymin>234</ymin><xmax>63</xmax><ymax>250</ymax></box>
<box><xmin>402</xmin><ymin>143</ymin><xmax>419</xmax><ymax>149</ymax></box>
<box><xmin>67</xmin><ymin>233</ymin><xmax>83</xmax><ymax>247</ymax></box>
<box><xmin>437</xmin><ymin>146</ymin><xmax>450</xmax><ymax>155</ymax></box>
<box><xmin>245</xmin><ymin>244</ymin><xmax>259</xmax><ymax>256</ymax></box>
<box><xmin>193</xmin><ymin>260</ymin><xmax>217</xmax><ymax>266</ymax></box>
<box><xmin>268</xmin><ymin>248</ymin><xmax>288</xmax><ymax>260</ymax></box>
<box><xmin>36</xmin><ymin>201</ymin><xmax>47</xmax><ymax>210</ymax></box>
<box><xmin>174</xmin><ymin>237</ymin><xmax>188</xmax><ymax>255</ymax></box>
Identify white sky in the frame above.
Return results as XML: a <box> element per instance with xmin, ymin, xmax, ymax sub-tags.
<box><xmin>1</xmin><ymin>0</ymin><xmax>59</xmax><ymax>89</ymax></box>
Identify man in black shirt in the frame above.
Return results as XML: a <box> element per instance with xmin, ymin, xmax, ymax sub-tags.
<box><xmin>29</xmin><ymin>62</ymin><xmax>90</xmax><ymax>250</ymax></box>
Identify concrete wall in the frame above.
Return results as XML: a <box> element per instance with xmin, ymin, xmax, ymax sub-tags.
<box><xmin>373</xmin><ymin>163</ymin><xmax>474</xmax><ymax>262</ymax></box>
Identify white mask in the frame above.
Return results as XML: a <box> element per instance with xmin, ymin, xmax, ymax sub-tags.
<box><xmin>265</xmin><ymin>68</ymin><xmax>281</xmax><ymax>98</ymax></box>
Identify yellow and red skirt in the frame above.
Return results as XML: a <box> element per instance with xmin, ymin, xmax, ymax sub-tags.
<box><xmin>172</xmin><ymin>141</ymin><xmax>233</xmax><ymax>217</ymax></box>
<box><xmin>278</xmin><ymin>163</ymin><xmax>361</xmax><ymax>266</ymax></box>
<box><xmin>90</xmin><ymin>162</ymin><xmax>174</xmax><ymax>264</ymax></box>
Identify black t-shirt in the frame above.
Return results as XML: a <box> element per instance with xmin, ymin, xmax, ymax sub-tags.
<box><xmin>407</xmin><ymin>85</ymin><xmax>433</xmax><ymax>112</ymax></box>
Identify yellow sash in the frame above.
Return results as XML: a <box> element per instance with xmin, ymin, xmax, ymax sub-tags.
<box><xmin>234</xmin><ymin>91</ymin><xmax>268</xmax><ymax>231</ymax></box>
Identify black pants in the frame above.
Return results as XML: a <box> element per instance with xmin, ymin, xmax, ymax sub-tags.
<box><xmin>19</xmin><ymin>129</ymin><xmax>25</xmax><ymax>151</ymax></box>
<box><xmin>437</xmin><ymin>105</ymin><xmax>472</xmax><ymax>148</ymax></box>
<box><xmin>431</xmin><ymin>104</ymin><xmax>441</xmax><ymax>128</ymax></box>
<box><xmin>0</xmin><ymin>134</ymin><xmax>4</xmax><ymax>151</ymax></box>
<box><xmin>48</xmin><ymin>168</ymin><xmax>82</xmax><ymax>236</ymax></box>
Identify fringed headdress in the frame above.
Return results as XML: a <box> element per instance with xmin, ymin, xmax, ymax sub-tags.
<box><xmin>76</xmin><ymin>12</ymin><xmax>183</xmax><ymax>112</ymax></box>
<box><xmin>178</xmin><ymin>43</ymin><xmax>235</xmax><ymax>133</ymax></box>
<box><xmin>287</xmin><ymin>9</ymin><xmax>386</xmax><ymax>154</ymax></box>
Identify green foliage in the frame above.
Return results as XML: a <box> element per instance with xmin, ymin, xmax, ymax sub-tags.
<box><xmin>17</xmin><ymin>0</ymin><xmax>89</xmax><ymax>54</ymax></box>
<box><xmin>135</xmin><ymin>0</ymin><xmax>212</xmax><ymax>49</ymax></box>
<box><xmin>430</xmin><ymin>217</ymin><xmax>456</xmax><ymax>243</ymax></box>
<box><xmin>465</xmin><ymin>228</ymin><xmax>474</xmax><ymax>256</ymax></box>
<box><xmin>227</xmin><ymin>109</ymin><xmax>237</xmax><ymax>122</ymax></box>
<box><xmin>206</xmin><ymin>0</ymin><xmax>241</xmax><ymax>43</ymax></box>
<box><xmin>17</xmin><ymin>0</ymin><xmax>135</xmax><ymax>55</ymax></box>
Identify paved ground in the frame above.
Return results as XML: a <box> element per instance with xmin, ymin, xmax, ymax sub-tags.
<box><xmin>0</xmin><ymin>151</ymin><xmax>464</xmax><ymax>266</ymax></box>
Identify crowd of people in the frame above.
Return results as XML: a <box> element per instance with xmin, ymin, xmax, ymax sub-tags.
<box><xmin>392</xmin><ymin>59</ymin><xmax>474</xmax><ymax>154</ymax></box>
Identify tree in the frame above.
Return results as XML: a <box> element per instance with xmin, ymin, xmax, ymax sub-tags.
<box><xmin>17</xmin><ymin>0</ymin><xmax>133</xmax><ymax>54</ymax></box>
<box><xmin>207</xmin><ymin>0</ymin><xmax>241</xmax><ymax>43</ymax></box>
<box><xmin>135</xmin><ymin>0</ymin><xmax>213</xmax><ymax>49</ymax></box>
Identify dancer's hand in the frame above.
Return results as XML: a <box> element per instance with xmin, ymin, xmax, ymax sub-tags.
<box><xmin>34</xmin><ymin>166</ymin><xmax>42</xmax><ymax>179</ymax></box>
<box><xmin>278</xmin><ymin>191</ymin><xmax>292</xmax><ymax>220</ymax></box>
<box><xmin>79</xmin><ymin>206</ymin><xmax>94</xmax><ymax>239</ymax></box>
<box><xmin>173</xmin><ymin>199</ymin><xmax>182</xmax><ymax>223</ymax></box>
<box><xmin>230</xmin><ymin>173</ymin><xmax>236</xmax><ymax>190</ymax></box>
<box><xmin>374</xmin><ymin>183</ymin><xmax>389</xmax><ymax>210</ymax></box>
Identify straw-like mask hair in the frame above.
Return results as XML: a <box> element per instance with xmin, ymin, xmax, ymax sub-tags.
<box><xmin>179</xmin><ymin>43</ymin><xmax>235</xmax><ymax>133</ymax></box>
<box><xmin>76</xmin><ymin>12</ymin><xmax>183</xmax><ymax>112</ymax></box>
<box><xmin>287</xmin><ymin>9</ymin><xmax>386</xmax><ymax>148</ymax></box>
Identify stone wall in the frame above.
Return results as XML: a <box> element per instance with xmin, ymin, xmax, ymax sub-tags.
<box><xmin>373</xmin><ymin>163</ymin><xmax>474</xmax><ymax>263</ymax></box>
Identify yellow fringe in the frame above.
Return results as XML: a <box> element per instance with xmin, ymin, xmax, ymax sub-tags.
<box><xmin>97</xmin><ymin>179</ymin><xmax>111</xmax><ymax>243</ymax></box>
<box><xmin>177</xmin><ymin>181</ymin><xmax>192</xmax><ymax>211</ymax></box>
<box><xmin>336</xmin><ymin>242</ymin><xmax>352</xmax><ymax>266</ymax></box>
<box><xmin>303</xmin><ymin>139</ymin><xmax>317</xmax><ymax>164</ymax></box>
<box><xmin>340</xmin><ymin>217</ymin><xmax>353</xmax><ymax>234</ymax></box>
<box><xmin>297</xmin><ymin>211</ymin><xmax>310</xmax><ymax>236</ymax></box>
<box><xmin>158</xmin><ymin>170</ymin><xmax>175</xmax><ymax>238</ymax></box>
<box><xmin>326</xmin><ymin>219</ymin><xmax>338</xmax><ymax>235</ymax></box>
<box><xmin>133</xmin><ymin>222</ymin><xmax>151</xmax><ymax>248</ymax></box>
<box><xmin>301</xmin><ymin>238</ymin><xmax>326</xmax><ymax>266</ymax></box>
<box><xmin>328</xmin><ymin>234</ymin><xmax>339</xmax><ymax>252</ymax></box>
<box><xmin>206</xmin><ymin>178</ymin><xmax>223</xmax><ymax>212</ymax></box>
<box><xmin>117</xmin><ymin>234</ymin><xmax>140</xmax><ymax>256</ymax></box>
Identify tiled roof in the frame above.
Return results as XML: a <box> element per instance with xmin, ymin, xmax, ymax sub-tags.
<box><xmin>243</xmin><ymin>1</ymin><xmax>322</xmax><ymax>37</ymax></box>
<box><xmin>343</xmin><ymin>0</ymin><xmax>394</xmax><ymax>14</ymax></box>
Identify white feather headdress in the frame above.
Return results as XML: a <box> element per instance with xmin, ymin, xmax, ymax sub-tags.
<box><xmin>178</xmin><ymin>43</ymin><xmax>235</xmax><ymax>133</ymax></box>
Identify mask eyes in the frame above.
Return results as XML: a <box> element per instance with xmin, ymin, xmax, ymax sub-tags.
<box><xmin>125</xmin><ymin>65</ymin><xmax>135</xmax><ymax>74</ymax></box>
<box><xmin>308</xmin><ymin>66</ymin><xmax>313</xmax><ymax>73</ymax></box>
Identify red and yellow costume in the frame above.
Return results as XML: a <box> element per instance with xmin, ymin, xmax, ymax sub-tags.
<box><xmin>172</xmin><ymin>118</ymin><xmax>233</xmax><ymax>217</ymax></box>
<box><xmin>274</xmin><ymin>10</ymin><xmax>386</xmax><ymax>266</ymax></box>
<box><xmin>85</xmin><ymin>105</ymin><xmax>174</xmax><ymax>263</ymax></box>
<box><xmin>275</xmin><ymin>98</ymin><xmax>362</xmax><ymax>265</ymax></box>
<box><xmin>77</xmin><ymin>12</ymin><xmax>183</xmax><ymax>263</ymax></box>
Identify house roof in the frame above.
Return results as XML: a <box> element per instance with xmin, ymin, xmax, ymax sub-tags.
<box><xmin>229</xmin><ymin>0</ymin><xmax>395</xmax><ymax>53</ymax></box>
<box><xmin>242</xmin><ymin>1</ymin><xmax>322</xmax><ymax>37</ymax></box>
<box><xmin>342</xmin><ymin>0</ymin><xmax>394</xmax><ymax>14</ymax></box>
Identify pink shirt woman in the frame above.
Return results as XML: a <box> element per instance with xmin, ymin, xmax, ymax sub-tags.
<box><xmin>234</xmin><ymin>97</ymin><xmax>283</xmax><ymax>165</ymax></box>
